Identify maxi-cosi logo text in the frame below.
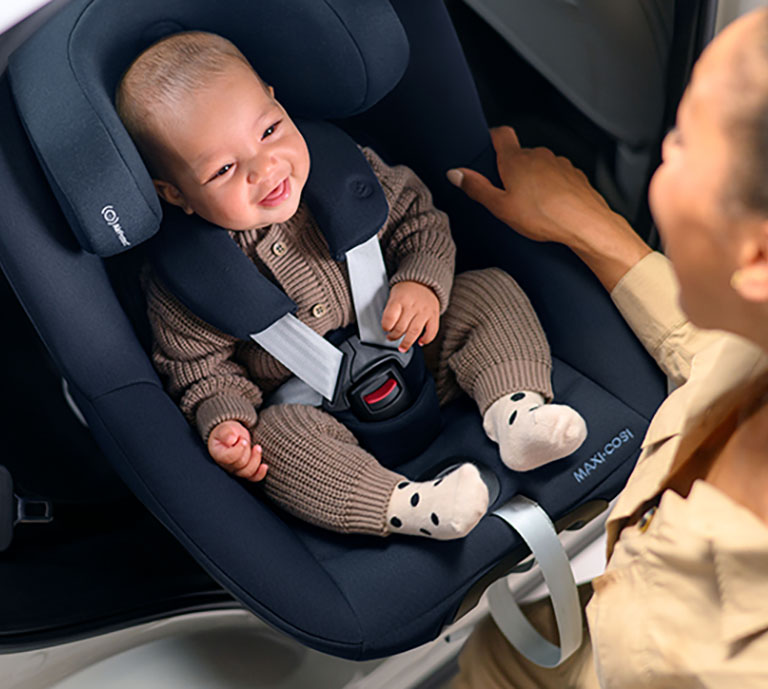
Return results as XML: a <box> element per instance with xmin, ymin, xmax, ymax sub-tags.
<box><xmin>101</xmin><ymin>205</ymin><xmax>131</xmax><ymax>247</ymax></box>
<box><xmin>573</xmin><ymin>428</ymin><xmax>635</xmax><ymax>484</ymax></box>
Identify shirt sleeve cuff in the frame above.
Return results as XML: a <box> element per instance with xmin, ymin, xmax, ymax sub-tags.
<box><xmin>390</xmin><ymin>252</ymin><xmax>454</xmax><ymax>314</ymax></box>
<box><xmin>610</xmin><ymin>251</ymin><xmax>688</xmax><ymax>353</ymax></box>
<box><xmin>196</xmin><ymin>395</ymin><xmax>259</xmax><ymax>442</ymax></box>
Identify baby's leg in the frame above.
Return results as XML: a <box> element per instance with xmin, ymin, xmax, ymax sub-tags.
<box><xmin>427</xmin><ymin>268</ymin><xmax>586</xmax><ymax>472</ymax></box>
<box><xmin>253</xmin><ymin>404</ymin><xmax>488</xmax><ymax>539</ymax></box>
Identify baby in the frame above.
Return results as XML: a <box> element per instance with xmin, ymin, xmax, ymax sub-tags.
<box><xmin>117</xmin><ymin>31</ymin><xmax>587</xmax><ymax>540</ymax></box>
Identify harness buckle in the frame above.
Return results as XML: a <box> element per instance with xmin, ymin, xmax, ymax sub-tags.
<box><xmin>322</xmin><ymin>332</ymin><xmax>415</xmax><ymax>422</ymax></box>
<box><xmin>348</xmin><ymin>360</ymin><xmax>411</xmax><ymax>421</ymax></box>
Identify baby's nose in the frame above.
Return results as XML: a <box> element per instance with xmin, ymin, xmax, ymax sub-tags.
<box><xmin>246</xmin><ymin>154</ymin><xmax>277</xmax><ymax>185</ymax></box>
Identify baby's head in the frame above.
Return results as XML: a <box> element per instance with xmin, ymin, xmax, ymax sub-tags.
<box><xmin>116</xmin><ymin>31</ymin><xmax>310</xmax><ymax>230</ymax></box>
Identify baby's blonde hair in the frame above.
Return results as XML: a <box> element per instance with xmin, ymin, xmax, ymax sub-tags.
<box><xmin>116</xmin><ymin>31</ymin><xmax>256</xmax><ymax>178</ymax></box>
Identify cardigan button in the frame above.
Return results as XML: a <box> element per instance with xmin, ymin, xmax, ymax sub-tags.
<box><xmin>311</xmin><ymin>303</ymin><xmax>328</xmax><ymax>318</ymax></box>
<box><xmin>271</xmin><ymin>241</ymin><xmax>287</xmax><ymax>257</ymax></box>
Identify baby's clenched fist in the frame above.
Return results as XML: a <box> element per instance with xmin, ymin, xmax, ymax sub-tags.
<box><xmin>208</xmin><ymin>420</ymin><xmax>268</xmax><ymax>482</ymax></box>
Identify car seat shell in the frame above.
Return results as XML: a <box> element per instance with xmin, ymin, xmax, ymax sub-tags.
<box><xmin>0</xmin><ymin>0</ymin><xmax>667</xmax><ymax>659</ymax></box>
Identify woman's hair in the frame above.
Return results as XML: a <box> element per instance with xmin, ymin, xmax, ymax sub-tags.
<box><xmin>727</xmin><ymin>11</ymin><xmax>768</xmax><ymax>216</ymax></box>
<box><xmin>115</xmin><ymin>31</ymin><xmax>256</xmax><ymax>177</ymax></box>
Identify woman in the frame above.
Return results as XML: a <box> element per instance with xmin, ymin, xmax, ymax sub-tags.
<box><xmin>446</xmin><ymin>7</ymin><xmax>768</xmax><ymax>688</ymax></box>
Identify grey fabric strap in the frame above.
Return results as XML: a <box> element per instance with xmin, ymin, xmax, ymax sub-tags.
<box><xmin>345</xmin><ymin>234</ymin><xmax>399</xmax><ymax>349</ymax></box>
<box><xmin>267</xmin><ymin>375</ymin><xmax>324</xmax><ymax>407</ymax></box>
<box><xmin>487</xmin><ymin>495</ymin><xmax>582</xmax><ymax>668</ymax></box>
<box><xmin>251</xmin><ymin>235</ymin><xmax>395</xmax><ymax>400</ymax></box>
<box><xmin>250</xmin><ymin>314</ymin><xmax>343</xmax><ymax>401</ymax></box>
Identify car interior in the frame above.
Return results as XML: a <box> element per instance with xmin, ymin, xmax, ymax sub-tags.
<box><xmin>0</xmin><ymin>1</ymin><xmax>719</xmax><ymax>687</ymax></box>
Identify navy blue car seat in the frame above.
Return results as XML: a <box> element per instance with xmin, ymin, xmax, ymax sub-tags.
<box><xmin>0</xmin><ymin>0</ymin><xmax>666</xmax><ymax>660</ymax></box>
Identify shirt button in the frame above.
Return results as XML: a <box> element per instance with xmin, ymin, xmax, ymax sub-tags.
<box><xmin>311</xmin><ymin>303</ymin><xmax>327</xmax><ymax>318</ymax></box>
<box><xmin>638</xmin><ymin>506</ymin><xmax>657</xmax><ymax>533</ymax></box>
<box><xmin>271</xmin><ymin>241</ymin><xmax>287</xmax><ymax>257</ymax></box>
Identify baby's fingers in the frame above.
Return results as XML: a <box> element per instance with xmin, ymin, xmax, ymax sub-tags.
<box><xmin>398</xmin><ymin>314</ymin><xmax>427</xmax><ymax>352</ymax></box>
<box><xmin>246</xmin><ymin>461</ymin><xmax>269</xmax><ymax>483</ymax></box>
<box><xmin>384</xmin><ymin>308</ymin><xmax>412</xmax><ymax>343</ymax></box>
<box><xmin>234</xmin><ymin>444</ymin><xmax>267</xmax><ymax>481</ymax></box>
<box><xmin>418</xmin><ymin>314</ymin><xmax>440</xmax><ymax>346</ymax></box>
<box><xmin>214</xmin><ymin>436</ymin><xmax>251</xmax><ymax>469</ymax></box>
<box><xmin>381</xmin><ymin>299</ymin><xmax>403</xmax><ymax>332</ymax></box>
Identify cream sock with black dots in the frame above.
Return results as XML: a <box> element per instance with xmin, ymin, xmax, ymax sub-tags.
<box><xmin>483</xmin><ymin>391</ymin><xmax>587</xmax><ymax>472</ymax></box>
<box><xmin>385</xmin><ymin>464</ymin><xmax>489</xmax><ymax>540</ymax></box>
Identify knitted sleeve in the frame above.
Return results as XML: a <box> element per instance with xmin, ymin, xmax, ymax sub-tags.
<box><xmin>143</xmin><ymin>268</ymin><xmax>262</xmax><ymax>442</ymax></box>
<box><xmin>362</xmin><ymin>147</ymin><xmax>456</xmax><ymax>314</ymax></box>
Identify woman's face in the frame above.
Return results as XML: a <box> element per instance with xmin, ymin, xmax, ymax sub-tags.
<box><xmin>649</xmin><ymin>11</ymin><xmax>768</xmax><ymax>334</ymax></box>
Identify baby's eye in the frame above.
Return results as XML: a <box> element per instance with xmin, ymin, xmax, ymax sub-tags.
<box><xmin>262</xmin><ymin>121</ymin><xmax>281</xmax><ymax>140</ymax></box>
<box><xmin>205</xmin><ymin>164</ymin><xmax>233</xmax><ymax>184</ymax></box>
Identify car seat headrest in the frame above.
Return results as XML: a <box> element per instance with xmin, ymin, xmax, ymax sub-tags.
<box><xmin>7</xmin><ymin>0</ymin><xmax>408</xmax><ymax>257</ymax></box>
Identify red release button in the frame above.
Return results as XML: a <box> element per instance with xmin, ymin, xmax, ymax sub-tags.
<box><xmin>363</xmin><ymin>378</ymin><xmax>398</xmax><ymax>405</ymax></box>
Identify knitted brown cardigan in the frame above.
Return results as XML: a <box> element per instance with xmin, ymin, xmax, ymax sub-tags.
<box><xmin>143</xmin><ymin>147</ymin><xmax>456</xmax><ymax>441</ymax></box>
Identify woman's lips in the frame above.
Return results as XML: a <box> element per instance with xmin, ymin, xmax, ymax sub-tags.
<box><xmin>259</xmin><ymin>178</ymin><xmax>291</xmax><ymax>207</ymax></box>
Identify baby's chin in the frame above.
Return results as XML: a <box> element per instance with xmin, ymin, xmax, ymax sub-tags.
<box><xmin>199</xmin><ymin>201</ymin><xmax>299</xmax><ymax>231</ymax></box>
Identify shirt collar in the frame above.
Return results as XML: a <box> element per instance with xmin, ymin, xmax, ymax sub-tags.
<box><xmin>688</xmin><ymin>480</ymin><xmax>768</xmax><ymax>645</ymax></box>
<box><xmin>641</xmin><ymin>334</ymin><xmax>768</xmax><ymax>451</ymax></box>
<box><xmin>606</xmin><ymin>336</ymin><xmax>768</xmax><ymax>554</ymax></box>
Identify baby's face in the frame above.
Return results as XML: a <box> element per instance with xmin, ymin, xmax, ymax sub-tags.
<box><xmin>152</xmin><ymin>62</ymin><xmax>310</xmax><ymax>230</ymax></box>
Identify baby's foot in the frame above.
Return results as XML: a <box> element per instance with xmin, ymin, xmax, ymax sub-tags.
<box><xmin>483</xmin><ymin>391</ymin><xmax>587</xmax><ymax>472</ymax></box>
<box><xmin>385</xmin><ymin>464</ymin><xmax>489</xmax><ymax>540</ymax></box>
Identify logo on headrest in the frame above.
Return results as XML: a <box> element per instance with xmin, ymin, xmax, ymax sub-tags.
<box><xmin>101</xmin><ymin>205</ymin><xmax>131</xmax><ymax>248</ymax></box>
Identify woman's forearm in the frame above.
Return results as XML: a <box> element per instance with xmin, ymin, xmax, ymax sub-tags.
<box><xmin>569</xmin><ymin>211</ymin><xmax>653</xmax><ymax>292</ymax></box>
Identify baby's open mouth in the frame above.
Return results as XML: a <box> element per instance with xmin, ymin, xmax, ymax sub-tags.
<box><xmin>259</xmin><ymin>178</ymin><xmax>291</xmax><ymax>207</ymax></box>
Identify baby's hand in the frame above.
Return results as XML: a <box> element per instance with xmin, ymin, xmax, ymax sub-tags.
<box><xmin>207</xmin><ymin>420</ymin><xmax>268</xmax><ymax>482</ymax></box>
<box><xmin>381</xmin><ymin>281</ymin><xmax>440</xmax><ymax>352</ymax></box>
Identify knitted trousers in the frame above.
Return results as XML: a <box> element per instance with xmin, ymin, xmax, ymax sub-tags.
<box><xmin>252</xmin><ymin>268</ymin><xmax>552</xmax><ymax>535</ymax></box>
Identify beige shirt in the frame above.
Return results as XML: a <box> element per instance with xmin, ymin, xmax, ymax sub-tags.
<box><xmin>587</xmin><ymin>251</ymin><xmax>768</xmax><ymax>687</ymax></box>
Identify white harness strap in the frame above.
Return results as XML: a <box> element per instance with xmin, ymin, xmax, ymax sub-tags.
<box><xmin>250</xmin><ymin>314</ymin><xmax>344</xmax><ymax>401</ymax></box>
<box><xmin>345</xmin><ymin>234</ymin><xmax>399</xmax><ymax>349</ymax></box>
<box><xmin>250</xmin><ymin>234</ymin><xmax>393</xmax><ymax>401</ymax></box>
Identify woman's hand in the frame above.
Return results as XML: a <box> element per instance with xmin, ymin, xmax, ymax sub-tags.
<box><xmin>448</xmin><ymin>126</ymin><xmax>615</xmax><ymax>246</ymax></box>
<box><xmin>448</xmin><ymin>126</ymin><xmax>652</xmax><ymax>291</ymax></box>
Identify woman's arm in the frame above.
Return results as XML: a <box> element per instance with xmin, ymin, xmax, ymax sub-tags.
<box><xmin>449</xmin><ymin>126</ymin><xmax>724</xmax><ymax>385</ymax></box>
<box><xmin>448</xmin><ymin>126</ymin><xmax>650</xmax><ymax>291</ymax></box>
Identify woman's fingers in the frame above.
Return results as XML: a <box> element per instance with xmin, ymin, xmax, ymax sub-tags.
<box><xmin>490</xmin><ymin>124</ymin><xmax>521</xmax><ymax>151</ymax></box>
<box><xmin>447</xmin><ymin>167</ymin><xmax>507</xmax><ymax>220</ymax></box>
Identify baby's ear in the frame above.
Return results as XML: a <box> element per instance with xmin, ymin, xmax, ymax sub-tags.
<box><xmin>153</xmin><ymin>179</ymin><xmax>194</xmax><ymax>215</ymax></box>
